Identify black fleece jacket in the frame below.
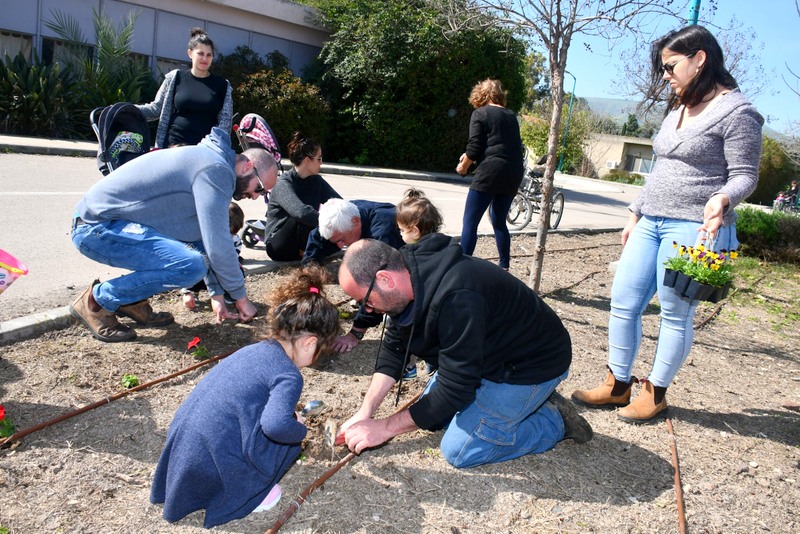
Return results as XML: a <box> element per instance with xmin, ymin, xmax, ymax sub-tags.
<box><xmin>375</xmin><ymin>233</ymin><xmax>572</xmax><ymax>431</ymax></box>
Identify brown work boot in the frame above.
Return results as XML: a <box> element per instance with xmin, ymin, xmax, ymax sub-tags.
<box><xmin>117</xmin><ymin>299</ymin><xmax>174</xmax><ymax>327</ymax></box>
<box><xmin>571</xmin><ymin>368</ymin><xmax>634</xmax><ymax>408</ymax></box>
<box><xmin>549</xmin><ymin>391</ymin><xmax>593</xmax><ymax>443</ymax></box>
<box><xmin>618</xmin><ymin>380</ymin><xmax>668</xmax><ymax>423</ymax></box>
<box><xmin>69</xmin><ymin>281</ymin><xmax>136</xmax><ymax>342</ymax></box>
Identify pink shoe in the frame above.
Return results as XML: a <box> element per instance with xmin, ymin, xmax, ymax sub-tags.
<box><xmin>252</xmin><ymin>484</ymin><xmax>281</xmax><ymax>512</ymax></box>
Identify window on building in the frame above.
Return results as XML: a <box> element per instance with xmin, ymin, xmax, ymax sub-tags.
<box><xmin>0</xmin><ymin>31</ymin><xmax>33</xmax><ymax>61</ymax></box>
<box><xmin>155</xmin><ymin>57</ymin><xmax>189</xmax><ymax>78</ymax></box>
<box><xmin>42</xmin><ymin>38</ymin><xmax>93</xmax><ymax>67</ymax></box>
<box><xmin>624</xmin><ymin>154</ymin><xmax>655</xmax><ymax>174</ymax></box>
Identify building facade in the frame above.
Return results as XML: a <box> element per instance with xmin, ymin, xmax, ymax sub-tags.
<box><xmin>586</xmin><ymin>133</ymin><xmax>655</xmax><ymax>178</ymax></box>
<box><xmin>0</xmin><ymin>0</ymin><xmax>328</xmax><ymax>77</ymax></box>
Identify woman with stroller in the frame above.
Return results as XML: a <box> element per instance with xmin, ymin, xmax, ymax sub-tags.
<box><xmin>456</xmin><ymin>78</ymin><xmax>524</xmax><ymax>271</ymax></box>
<box><xmin>137</xmin><ymin>28</ymin><xmax>233</xmax><ymax>148</ymax></box>
<box><xmin>572</xmin><ymin>25</ymin><xmax>763</xmax><ymax>422</ymax></box>
<box><xmin>263</xmin><ymin>132</ymin><xmax>342</xmax><ymax>261</ymax></box>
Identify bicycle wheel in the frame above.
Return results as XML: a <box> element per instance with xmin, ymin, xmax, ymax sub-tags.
<box><xmin>549</xmin><ymin>191</ymin><xmax>565</xmax><ymax>229</ymax></box>
<box><xmin>507</xmin><ymin>193</ymin><xmax>533</xmax><ymax>231</ymax></box>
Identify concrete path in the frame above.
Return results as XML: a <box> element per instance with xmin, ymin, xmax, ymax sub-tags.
<box><xmin>0</xmin><ymin>134</ymin><xmax>639</xmax><ymax>342</ymax></box>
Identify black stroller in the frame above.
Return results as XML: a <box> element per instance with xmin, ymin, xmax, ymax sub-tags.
<box><xmin>90</xmin><ymin>102</ymin><xmax>151</xmax><ymax>176</ymax></box>
<box><xmin>234</xmin><ymin>113</ymin><xmax>282</xmax><ymax>248</ymax></box>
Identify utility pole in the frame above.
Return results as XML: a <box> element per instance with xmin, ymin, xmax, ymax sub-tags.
<box><xmin>688</xmin><ymin>0</ymin><xmax>701</xmax><ymax>25</ymax></box>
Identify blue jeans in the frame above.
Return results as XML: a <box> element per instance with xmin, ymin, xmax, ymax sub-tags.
<box><xmin>608</xmin><ymin>216</ymin><xmax>739</xmax><ymax>387</ymax></box>
<box><xmin>72</xmin><ymin>220</ymin><xmax>207</xmax><ymax>311</ymax></box>
<box><xmin>422</xmin><ymin>369</ymin><xmax>568</xmax><ymax>468</ymax></box>
<box><xmin>460</xmin><ymin>189</ymin><xmax>515</xmax><ymax>268</ymax></box>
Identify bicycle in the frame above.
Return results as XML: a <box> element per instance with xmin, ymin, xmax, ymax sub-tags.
<box><xmin>506</xmin><ymin>169</ymin><xmax>565</xmax><ymax>231</ymax></box>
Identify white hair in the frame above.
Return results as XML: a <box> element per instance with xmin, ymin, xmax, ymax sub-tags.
<box><xmin>318</xmin><ymin>198</ymin><xmax>360</xmax><ymax>239</ymax></box>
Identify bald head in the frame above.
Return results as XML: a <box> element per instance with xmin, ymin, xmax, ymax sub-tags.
<box><xmin>339</xmin><ymin>239</ymin><xmax>412</xmax><ymax>316</ymax></box>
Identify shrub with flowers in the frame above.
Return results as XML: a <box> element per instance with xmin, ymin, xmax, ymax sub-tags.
<box><xmin>0</xmin><ymin>405</ymin><xmax>15</xmax><ymax>438</ymax></box>
<box><xmin>664</xmin><ymin>242</ymin><xmax>739</xmax><ymax>288</ymax></box>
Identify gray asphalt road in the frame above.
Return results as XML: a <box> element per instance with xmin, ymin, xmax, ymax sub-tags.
<box><xmin>0</xmin><ymin>152</ymin><xmax>639</xmax><ymax>322</ymax></box>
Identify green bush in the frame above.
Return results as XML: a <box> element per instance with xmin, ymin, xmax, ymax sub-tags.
<box><xmin>311</xmin><ymin>0</ymin><xmax>527</xmax><ymax>171</ymax></box>
<box><xmin>234</xmin><ymin>69</ymin><xmax>331</xmax><ymax>154</ymax></box>
<box><xmin>749</xmin><ymin>136</ymin><xmax>795</xmax><ymax>205</ymax></box>
<box><xmin>0</xmin><ymin>52</ymin><xmax>79</xmax><ymax>137</ymax></box>
<box><xmin>735</xmin><ymin>206</ymin><xmax>800</xmax><ymax>263</ymax></box>
<box><xmin>601</xmin><ymin>169</ymin><xmax>645</xmax><ymax>186</ymax></box>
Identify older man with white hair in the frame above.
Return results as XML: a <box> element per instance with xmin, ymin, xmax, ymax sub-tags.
<box><xmin>302</xmin><ymin>198</ymin><xmax>403</xmax><ymax>351</ymax></box>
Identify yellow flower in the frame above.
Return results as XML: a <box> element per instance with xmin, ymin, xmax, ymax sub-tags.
<box><xmin>730</xmin><ymin>251</ymin><xmax>739</xmax><ymax>259</ymax></box>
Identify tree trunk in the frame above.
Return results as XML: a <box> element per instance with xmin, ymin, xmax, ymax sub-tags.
<box><xmin>528</xmin><ymin>68</ymin><xmax>565</xmax><ymax>292</ymax></box>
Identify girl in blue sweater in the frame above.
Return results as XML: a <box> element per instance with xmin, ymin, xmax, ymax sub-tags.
<box><xmin>150</xmin><ymin>265</ymin><xmax>339</xmax><ymax>527</ymax></box>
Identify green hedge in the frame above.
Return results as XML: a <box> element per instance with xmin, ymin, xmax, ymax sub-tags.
<box><xmin>735</xmin><ymin>206</ymin><xmax>800</xmax><ymax>263</ymax></box>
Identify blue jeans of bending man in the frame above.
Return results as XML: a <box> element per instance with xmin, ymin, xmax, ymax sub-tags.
<box><xmin>608</xmin><ymin>216</ymin><xmax>739</xmax><ymax>388</ymax></box>
<box><xmin>460</xmin><ymin>189</ymin><xmax>515</xmax><ymax>269</ymax></box>
<box><xmin>421</xmin><ymin>369</ymin><xmax>568</xmax><ymax>468</ymax></box>
<box><xmin>72</xmin><ymin>220</ymin><xmax>207</xmax><ymax>312</ymax></box>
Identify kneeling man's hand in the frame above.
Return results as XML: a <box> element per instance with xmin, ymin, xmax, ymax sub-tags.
<box><xmin>210</xmin><ymin>296</ymin><xmax>239</xmax><ymax>324</ymax></box>
<box><xmin>236</xmin><ymin>297</ymin><xmax>257</xmax><ymax>322</ymax></box>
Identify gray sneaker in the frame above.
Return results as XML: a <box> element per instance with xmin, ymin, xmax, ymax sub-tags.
<box><xmin>550</xmin><ymin>391</ymin><xmax>593</xmax><ymax>443</ymax></box>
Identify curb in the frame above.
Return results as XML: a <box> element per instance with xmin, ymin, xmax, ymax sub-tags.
<box><xmin>0</xmin><ymin>228</ymin><xmax>621</xmax><ymax>345</ymax></box>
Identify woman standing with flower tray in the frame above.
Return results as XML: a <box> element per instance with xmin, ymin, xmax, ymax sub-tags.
<box><xmin>572</xmin><ymin>25</ymin><xmax>763</xmax><ymax>423</ymax></box>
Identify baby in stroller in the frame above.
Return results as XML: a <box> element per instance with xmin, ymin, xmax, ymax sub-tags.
<box><xmin>233</xmin><ymin>113</ymin><xmax>283</xmax><ymax>248</ymax></box>
<box><xmin>90</xmin><ymin>103</ymin><xmax>152</xmax><ymax>176</ymax></box>
<box><xmin>773</xmin><ymin>180</ymin><xmax>799</xmax><ymax>212</ymax></box>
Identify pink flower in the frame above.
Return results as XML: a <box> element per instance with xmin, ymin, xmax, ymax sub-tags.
<box><xmin>187</xmin><ymin>337</ymin><xmax>201</xmax><ymax>350</ymax></box>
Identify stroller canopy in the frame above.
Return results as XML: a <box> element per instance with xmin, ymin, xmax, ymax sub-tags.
<box><xmin>235</xmin><ymin>113</ymin><xmax>281</xmax><ymax>163</ymax></box>
<box><xmin>90</xmin><ymin>102</ymin><xmax>151</xmax><ymax>175</ymax></box>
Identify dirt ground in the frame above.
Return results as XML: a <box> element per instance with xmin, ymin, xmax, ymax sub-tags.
<box><xmin>1</xmin><ymin>232</ymin><xmax>798</xmax><ymax>534</ymax></box>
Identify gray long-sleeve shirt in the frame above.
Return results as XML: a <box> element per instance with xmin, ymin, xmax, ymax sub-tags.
<box><xmin>630</xmin><ymin>89</ymin><xmax>763</xmax><ymax>225</ymax></box>
<box><xmin>75</xmin><ymin>128</ymin><xmax>245</xmax><ymax>300</ymax></box>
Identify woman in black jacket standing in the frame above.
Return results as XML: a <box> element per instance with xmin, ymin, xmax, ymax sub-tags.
<box><xmin>456</xmin><ymin>78</ymin><xmax>524</xmax><ymax>270</ymax></box>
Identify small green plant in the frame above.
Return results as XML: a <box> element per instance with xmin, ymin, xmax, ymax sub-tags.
<box><xmin>0</xmin><ymin>405</ymin><xmax>15</xmax><ymax>438</ymax></box>
<box><xmin>187</xmin><ymin>337</ymin><xmax>210</xmax><ymax>360</ymax></box>
<box><xmin>0</xmin><ymin>525</ymin><xmax>10</xmax><ymax>534</ymax></box>
<box><xmin>121</xmin><ymin>374</ymin><xmax>139</xmax><ymax>388</ymax></box>
<box><xmin>664</xmin><ymin>242</ymin><xmax>738</xmax><ymax>288</ymax></box>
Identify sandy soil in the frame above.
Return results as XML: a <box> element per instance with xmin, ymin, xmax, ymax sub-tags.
<box><xmin>1</xmin><ymin>232</ymin><xmax>798</xmax><ymax>534</ymax></box>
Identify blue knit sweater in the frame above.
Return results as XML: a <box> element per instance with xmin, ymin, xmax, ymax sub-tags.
<box><xmin>150</xmin><ymin>340</ymin><xmax>305</xmax><ymax>528</ymax></box>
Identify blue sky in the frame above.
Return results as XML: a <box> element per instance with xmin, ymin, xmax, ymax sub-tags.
<box><xmin>564</xmin><ymin>0</ymin><xmax>800</xmax><ymax>133</ymax></box>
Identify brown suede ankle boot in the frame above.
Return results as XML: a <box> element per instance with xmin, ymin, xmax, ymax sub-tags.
<box><xmin>117</xmin><ymin>299</ymin><xmax>174</xmax><ymax>327</ymax></box>
<box><xmin>617</xmin><ymin>379</ymin><xmax>668</xmax><ymax>423</ymax></box>
<box><xmin>69</xmin><ymin>281</ymin><xmax>136</xmax><ymax>343</ymax></box>
<box><xmin>571</xmin><ymin>368</ymin><xmax>633</xmax><ymax>408</ymax></box>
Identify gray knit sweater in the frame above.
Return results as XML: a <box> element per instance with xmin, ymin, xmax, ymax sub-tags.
<box><xmin>630</xmin><ymin>89</ymin><xmax>763</xmax><ymax>225</ymax></box>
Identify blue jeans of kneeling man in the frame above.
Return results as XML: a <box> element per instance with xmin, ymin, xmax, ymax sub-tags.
<box><xmin>72</xmin><ymin>220</ymin><xmax>207</xmax><ymax>312</ymax></box>
<box><xmin>421</xmin><ymin>369</ymin><xmax>568</xmax><ymax>468</ymax></box>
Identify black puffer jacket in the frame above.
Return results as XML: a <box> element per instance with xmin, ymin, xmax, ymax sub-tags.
<box><xmin>375</xmin><ymin>233</ymin><xmax>571</xmax><ymax>430</ymax></box>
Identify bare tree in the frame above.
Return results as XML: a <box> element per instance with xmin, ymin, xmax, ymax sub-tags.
<box><xmin>779</xmin><ymin>0</ymin><xmax>800</xmax><ymax>165</ymax></box>
<box><xmin>435</xmin><ymin>0</ymin><xmax>696</xmax><ymax>291</ymax></box>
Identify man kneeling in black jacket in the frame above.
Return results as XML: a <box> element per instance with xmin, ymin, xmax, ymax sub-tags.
<box><xmin>336</xmin><ymin>235</ymin><xmax>592</xmax><ymax>468</ymax></box>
